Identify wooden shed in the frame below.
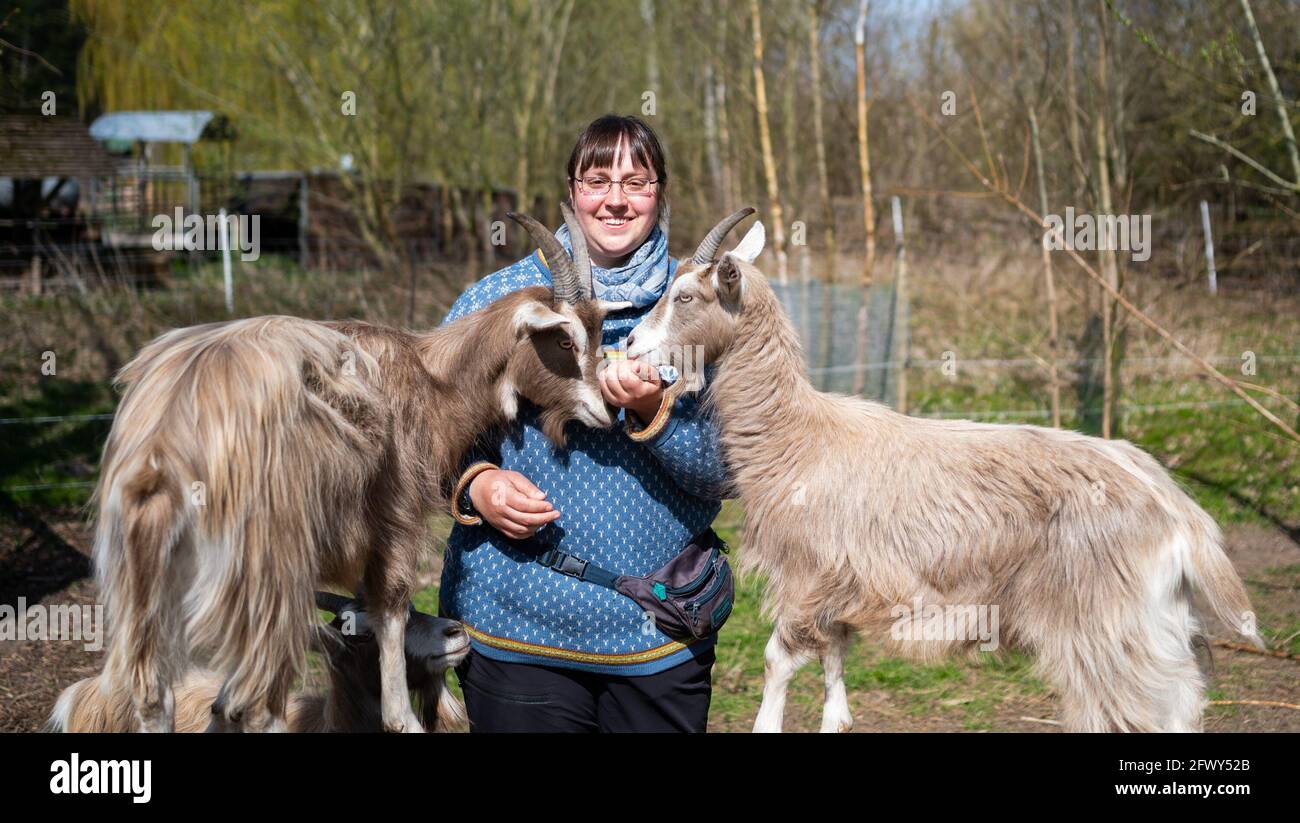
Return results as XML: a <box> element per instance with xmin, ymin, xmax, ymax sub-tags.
<box><xmin>0</xmin><ymin>115</ymin><xmax>121</xmax><ymax>292</ymax></box>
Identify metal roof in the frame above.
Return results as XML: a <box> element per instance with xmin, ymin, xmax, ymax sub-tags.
<box><xmin>89</xmin><ymin>111</ymin><xmax>214</xmax><ymax>145</ymax></box>
<box><xmin>0</xmin><ymin>115</ymin><xmax>121</xmax><ymax>178</ymax></box>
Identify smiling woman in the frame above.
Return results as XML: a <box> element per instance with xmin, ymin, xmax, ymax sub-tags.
<box><xmin>436</xmin><ymin>114</ymin><xmax>733</xmax><ymax>733</ymax></box>
<box><xmin>565</xmin><ymin>116</ymin><xmax>667</xmax><ymax>269</ymax></box>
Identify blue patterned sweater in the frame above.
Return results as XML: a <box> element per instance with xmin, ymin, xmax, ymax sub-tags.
<box><xmin>437</xmin><ymin>251</ymin><xmax>732</xmax><ymax>675</ymax></box>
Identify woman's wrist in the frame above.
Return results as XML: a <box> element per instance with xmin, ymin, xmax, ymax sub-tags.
<box><xmin>625</xmin><ymin>391</ymin><xmax>674</xmax><ymax>442</ymax></box>
<box><xmin>452</xmin><ymin>462</ymin><xmax>499</xmax><ymax>525</ymax></box>
<box><xmin>627</xmin><ymin>391</ymin><xmax>664</xmax><ymax>423</ymax></box>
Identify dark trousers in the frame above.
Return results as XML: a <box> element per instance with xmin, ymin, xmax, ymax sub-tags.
<box><xmin>454</xmin><ymin>647</ymin><xmax>714</xmax><ymax>733</ymax></box>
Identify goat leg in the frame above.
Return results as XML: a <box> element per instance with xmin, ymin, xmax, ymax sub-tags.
<box><xmin>752</xmin><ymin>624</ymin><xmax>813</xmax><ymax>733</ymax></box>
<box><xmin>374</xmin><ymin>606</ymin><xmax>423</xmax><ymax>732</ymax></box>
<box><xmin>819</xmin><ymin>624</ymin><xmax>854</xmax><ymax>733</ymax></box>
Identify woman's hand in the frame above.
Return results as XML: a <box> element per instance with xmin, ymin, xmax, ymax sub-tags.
<box><xmin>468</xmin><ymin>469</ymin><xmax>561</xmax><ymax>540</ymax></box>
<box><xmin>600</xmin><ymin>358</ymin><xmax>663</xmax><ymax>423</ymax></box>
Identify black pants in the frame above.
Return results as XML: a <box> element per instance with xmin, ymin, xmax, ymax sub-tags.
<box><xmin>454</xmin><ymin>648</ymin><xmax>715</xmax><ymax>733</ymax></box>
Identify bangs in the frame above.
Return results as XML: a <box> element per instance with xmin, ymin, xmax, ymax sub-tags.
<box><xmin>567</xmin><ymin>115</ymin><xmax>667</xmax><ymax>183</ymax></box>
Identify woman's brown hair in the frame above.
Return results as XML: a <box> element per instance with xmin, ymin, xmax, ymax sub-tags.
<box><xmin>566</xmin><ymin>114</ymin><xmax>668</xmax><ymax>199</ymax></box>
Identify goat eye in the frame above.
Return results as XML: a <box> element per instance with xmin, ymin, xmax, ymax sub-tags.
<box><xmin>676</xmin><ymin>294</ymin><xmax>693</xmax><ymax>304</ymax></box>
<box><xmin>558</xmin><ymin>338</ymin><xmax>575</xmax><ymax>350</ymax></box>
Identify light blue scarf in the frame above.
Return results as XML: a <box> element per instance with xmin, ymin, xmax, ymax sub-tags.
<box><xmin>554</xmin><ymin>222</ymin><xmax>671</xmax><ymax>309</ymax></box>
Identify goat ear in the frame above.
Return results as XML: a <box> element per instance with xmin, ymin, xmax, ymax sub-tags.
<box><xmin>713</xmin><ymin>255</ymin><xmax>746</xmax><ymax>308</ymax></box>
<box><xmin>731</xmin><ymin>220</ymin><xmax>765</xmax><ymax>263</ymax></box>
<box><xmin>514</xmin><ymin>301</ymin><xmax>573</xmax><ymax>339</ymax></box>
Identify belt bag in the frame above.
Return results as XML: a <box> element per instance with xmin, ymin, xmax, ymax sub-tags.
<box><xmin>534</xmin><ymin>528</ymin><xmax>734</xmax><ymax>642</ymax></box>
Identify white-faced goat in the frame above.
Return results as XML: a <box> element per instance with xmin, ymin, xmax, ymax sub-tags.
<box><xmin>626</xmin><ymin>208</ymin><xmax>1263</xmax><ymax>732</ymax></box>
<box><xmin>93</xmin><ymin>207</ymin><xmax>626</xmax><ymax>732</ymax></box>
<box><xmin>49</xmin><ymin>592</ymin><xmax>470</xmax><ymax>732</ymax></box>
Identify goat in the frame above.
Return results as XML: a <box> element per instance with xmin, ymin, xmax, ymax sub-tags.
<box><xmin>49</xmin><ymin>592</ymin><xmax>470</xmax><ymax>732</ymax></box>
<box><xmin>626</xmin><ymin>208</ymin><xmax>1264</xmax><ymax>732</ymax></box>
<box><xmin>93</xmin><ymin>207</ymin><xmax>626</xmax><ymax>733</ymax></box>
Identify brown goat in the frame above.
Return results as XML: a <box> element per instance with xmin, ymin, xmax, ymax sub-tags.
<box><xmin>93</xmin><ymin>208</ymin><xmax>625</xmax><ymax>732</ymax></box>
<box><xmin>627</xmin><ymin>209</ymin><xmax>1263</xmax><ymax>732</ymax></box>
<box><xmin>49</xmin><ymin>592</ymin><xmax>470</xmax><ymax>733</ymax></box>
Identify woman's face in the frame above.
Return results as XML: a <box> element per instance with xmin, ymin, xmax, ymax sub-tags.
<box><xmin>569</xmin><ymin>137</ymin><xmax>660</xmax><ymax>269</ymax></box>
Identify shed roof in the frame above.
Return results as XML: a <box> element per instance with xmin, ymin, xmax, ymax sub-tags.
<box><xmin>0</xmin><ymin>115</ymin><xmax>121</xmax><ymax>178</ymax></box>
<box><xmin>89</xmin><ymin>111</ymin><xmax>214</xmax><ymax>145</ymax></box>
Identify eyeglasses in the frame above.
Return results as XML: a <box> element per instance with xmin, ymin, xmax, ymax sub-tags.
<box><xmin>572</xmin><ymin>176</ymin><xmax>658</xmax><ymax>197</ymax></box>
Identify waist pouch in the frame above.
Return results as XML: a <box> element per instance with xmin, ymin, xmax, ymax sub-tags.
<box><xmin>533</xmin><ymin>528</ymin><xmax>734</xmax><ymax>642</ymax></box>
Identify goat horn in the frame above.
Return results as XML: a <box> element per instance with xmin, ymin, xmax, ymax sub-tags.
<box><xmin>560</xmin><ymin>202</ymin><xmax>593</xmax><ymax>301</ymax></box>
<box><xmin>691</xmin><ymin>207</ymin><xmax>757</xmax><ymax>264</ymax></box>
<box><xmin>315</xmin><ymin>590</ymin><xmax>350</xmax><ymax>614</ymax></box>
<box><xmin>508</xmin><ymin>211</ymin><xmax>583</xmax><ymax>305</ymax></box>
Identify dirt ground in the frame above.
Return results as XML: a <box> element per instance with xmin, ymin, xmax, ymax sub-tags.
<box><xmin>2</xmin><ymin>508</ymin><xmax>1296</xmax><ymax>733</ymax></box>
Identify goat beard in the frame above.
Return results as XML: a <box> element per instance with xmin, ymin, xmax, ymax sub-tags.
<box><xmin>418</xmin><ymin>678</ymin><xmax>468</xmax><ymax>733</ymax></box>
<box><xmin>539</xmin><ymin>408</ymin><xmax>572</xmax><ymax>448</ymax></box>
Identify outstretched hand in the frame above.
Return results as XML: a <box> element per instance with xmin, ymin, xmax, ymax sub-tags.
<box><xmin>600</xmin><ymin>358</ymin><xmax>663</xmax><ymax>423</ymax></box>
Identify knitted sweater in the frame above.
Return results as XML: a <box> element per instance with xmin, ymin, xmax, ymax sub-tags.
<box><xmin>437</xmin><ymin>250</ymin><xmax>731</xmax><ymax>675</ymax></box>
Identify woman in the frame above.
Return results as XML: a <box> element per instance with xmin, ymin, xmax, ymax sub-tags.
<box><xmin>438</xmin><ymin>114</ymin><xmax>731</xmax><ymax>732</ymax></box>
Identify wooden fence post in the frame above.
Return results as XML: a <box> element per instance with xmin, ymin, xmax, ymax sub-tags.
<box><xmin>891</xmin><ymin>195</ymin><xmax>908</xmax><ymax>413</ymax></box>
<box><xmin>1200</xmin><ymin>200</ymin><xmax>1217</xmax><ymax>295</ymax></box>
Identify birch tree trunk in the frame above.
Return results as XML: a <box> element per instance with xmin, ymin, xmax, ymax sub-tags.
<box><xmin>809</xmin><ymin>0</ymin><xmax>836</xmax><ymax>386</ymax></box>
<box><xmin>641</xmin><ymin>0</ymin><xmax>659</xmax><ymax>103</ymax></box>
<box><xmin>704</xmin><ymin>61</ymin><xmax>723</xmax><ymax>207</ymax></box>
<box><xmin>716</xmin><ymin>3</ymin><xmax>737</xmax><ymax>209</ymax></box>
<box><xmin>1029</xmin><ymin>106</ymin><xmax>1061</xmax><ymax>428</ymax></box>
<box><xmin>1095</xmin><ymin>0</ymin><xmax>1120</xmax><ymax>438</ymax></box>
<box><xmin>851</xmin><ymin>0</ymin><xmax>876</xmax><ymax>395</ymax></box>
<box><xmin>1239</xmin><ymin>0</ymin><xmax>1300</xmax><ymax>186</ymax></box>
<box><xmin>1064</xmin><ymin>0</ymin><xmax>1088</xmax><ymax>200</ymax></box>
<box><xmin>750</xmin><ymin>0</ymin><xmax>788</xmax><ymax>284</ymax></box>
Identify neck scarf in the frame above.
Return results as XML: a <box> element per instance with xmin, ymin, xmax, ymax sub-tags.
<box><xmin>554</xmin><ymin>221</ymin><xmax>672</xmax><ymax>308</ymax></box>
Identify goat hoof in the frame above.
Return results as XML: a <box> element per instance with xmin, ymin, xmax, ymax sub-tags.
<box><xmin>819</xmin><ymin>711</ymin><xmax>854</xmax><ymax>733</ymax></box>
<box><xmin>385</xmin><ymin>712</ymin><xmax>424</xmax><ymax>733</ymax></box>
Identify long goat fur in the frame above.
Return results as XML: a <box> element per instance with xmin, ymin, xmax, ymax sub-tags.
<box><xmin>50</xmin><ymin>596</ymin><xmax>470</xmax><ymax>733</ymax></box>
<box><xmin>627</xmin><ymin>212</ymin><xmax>1264</xmax><ymax>733</ymax></box>
<box><xmin>93</xmin><ymin>272</ymin><xmax>616</xmax><ymax>732</ymax></box>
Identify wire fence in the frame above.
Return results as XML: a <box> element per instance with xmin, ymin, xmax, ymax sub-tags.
<box><xmin>2</xmin><ymin>265</ymin><xmax>1295</xmax><ymax>497</ymax></box>
<box><xmin>3</xmin><ymin>384</ymin><xmax>1294</xmax><ymax>495</ymax></box>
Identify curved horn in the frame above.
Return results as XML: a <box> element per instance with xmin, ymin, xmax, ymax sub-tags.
<box><xmin>315</xmin><ymin>591</ymin><xmax>350</xmax><ymax>614</ymax></box>
<box><xmin>559</xmin><ymin>202</ymin><xmax>593</xmax><ymax>301</ymax></box>
<box><xmin>691</xmin><ymin>207</ymin><xmax>757</xmax><ymax>265</ymax></box>
<box><xmin>508</xmin><ymin>211</ymin><xmax>583</xmax><ymax>305</ymax></box>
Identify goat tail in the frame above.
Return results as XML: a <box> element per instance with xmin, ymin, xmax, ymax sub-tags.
<box><xmin>180</xmin><ymin>318</ymin><xmax>384</xmax><ymax>726</ymax></box>
<box><xmin>1179</xmin><ymin>506</ymin><xmax>1264</xmax><ymax>650</ymax></box>
<box><xmin>95</xmin><ymin>442</ymin><xmax>188</xmax><ymax>731</ymax></box>
<box><xmin>95</xmin><ymin>316</ymin><xmax>385</xmax><ymax>729</ymax></box>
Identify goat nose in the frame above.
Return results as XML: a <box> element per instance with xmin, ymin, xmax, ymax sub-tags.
<box><xmin>444</xmin><ymin>623</ymin><xmax>465</xmax><ymax>639</ymax></box>
<box><xmin>626</xmin><ymin>333</ymin><xmax>636</xmax><ymax>349</ymax></box>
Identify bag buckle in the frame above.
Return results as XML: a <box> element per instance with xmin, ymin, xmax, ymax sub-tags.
<box><xmin>541</xmin><ymin>548</ymin><xmax>589</xmax><ymax>580</ymax></box>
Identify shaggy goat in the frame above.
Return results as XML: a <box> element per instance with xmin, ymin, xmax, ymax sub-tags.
<box><xmin>94</xmin><ymin>207</ymin><xmax>625</xmax><ymax>733</ymax></box>
<box><xmin>626</xmin><ymin>208</ymin><xmax>1263</xmax><ymax>732</ymax></box>
<box><xmin>49</xmin><ymin>592</ymin><xmax>470</xmax><ymax>733</ymax></box>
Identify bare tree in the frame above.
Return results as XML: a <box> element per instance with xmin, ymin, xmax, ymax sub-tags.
<box><xmin>851</xmin><ymin>0</ymin><xmax>876</xmax><ymax>395</ymax></box>
<box><xmin>750</xmin><ymin>0</ymin><xmax>788</xmax><ymax>284</ymax></box>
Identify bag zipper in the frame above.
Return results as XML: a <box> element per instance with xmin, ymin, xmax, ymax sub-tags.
<box><xmin>685</xmin><ymin>562</ymin><xmax>730</xmax><ymax>622</ymax></box>
<box><xmin>663</xmin><ymin>547</ymin><xmax>719</xmax><ymax>597</ymax></box>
